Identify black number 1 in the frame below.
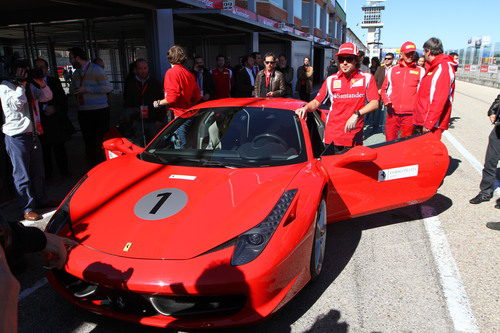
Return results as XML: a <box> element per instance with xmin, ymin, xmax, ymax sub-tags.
<box><xmin>149</xmin><ymin>192</ymin><xmax>172</xmax><ymax>214</ymax></box>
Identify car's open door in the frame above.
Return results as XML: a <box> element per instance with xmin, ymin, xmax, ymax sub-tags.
<box><xmin>320</xmin><ymin>134</ymin><xmax>449</xmax><ymax>223</ymax></box>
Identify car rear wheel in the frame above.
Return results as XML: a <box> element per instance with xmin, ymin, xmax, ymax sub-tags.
<box><xmin>310</xmin><ymin>198</ymin><xmax>327</xmax><ymax>281</ymax></box>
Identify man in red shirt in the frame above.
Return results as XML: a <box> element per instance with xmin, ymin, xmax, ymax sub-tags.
<box><xmin>413</xmin><ymin>37</ymin><xmax>456</xmax><ymax>140</ymax></box>
<box><xmin>381</xmin><ymin>41</ymin><xmax>425</xmax><ymax>141</ymax></box>
<box><xmin>153</xmin><ymin>45</ymin><xmax>201</xmax><ymax>148</ymax></box>
<box><xmin>295</xmin><ymin>43</ymin><xmax>379</xmax><ymax>152</ymax></box>
<box><xmin>211</xmin><ymin>55</ymin><xmax>234</xmax><ymax>99</ymax></box>
<box><xmin>153</xmin><ymin>45</ymin><xmax>201</xmax><ymax>118</ymax></box>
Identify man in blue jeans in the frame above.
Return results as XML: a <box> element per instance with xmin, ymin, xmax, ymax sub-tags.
<box><xmin>0</xmin><ymin>61</ymin><xmax>53</xmax><ymax>221</ymax></box>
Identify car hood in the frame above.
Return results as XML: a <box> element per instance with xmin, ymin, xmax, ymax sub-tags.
<box><xmin>68</xmin><ymin>155</ymin><xmax>304</xmax><ymax>260</ymax></box>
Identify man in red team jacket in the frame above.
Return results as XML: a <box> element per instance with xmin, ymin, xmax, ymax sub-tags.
<box><xmin>413</xmin><ymin>37</ymin><xmax>456</xmax><ymax>139</ymax></box>
<box><xmin>381</xmin><ymin>41</ymin><xmax>425</xmax><ymax>141</ymax></box>
<box><xmin>211</xmin><ymin>55</ymin><xmax>234</xmax><ymax>99</ymax></box>
<box><xmin>295</xmin><ymin>43</ymin><xmax>379</xmax><ymax>153</ymax></box>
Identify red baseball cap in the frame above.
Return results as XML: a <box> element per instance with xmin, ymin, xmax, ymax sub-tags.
<box><xmin>336</xmin><ymin>43</ymin><xmax>359</xmax><ymax>56</ymax></box>
<box><xmin>400</xmin><ymin>41</ymin><xmax>417</xmax><ymax>54</ymax></box>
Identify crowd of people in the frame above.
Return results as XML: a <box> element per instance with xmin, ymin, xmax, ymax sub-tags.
<box><xmin>0</xmin><ymin>36</ymin><xmax>498</xmax><ymax>225</ymax></box>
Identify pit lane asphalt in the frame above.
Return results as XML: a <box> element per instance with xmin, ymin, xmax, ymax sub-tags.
<box><xmin>11</xmin><ymin>81</ymin><xmax>500</xmax><ymax>332</ymax></box>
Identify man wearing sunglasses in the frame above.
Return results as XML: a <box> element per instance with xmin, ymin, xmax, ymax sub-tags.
<box><xmin>381</xmin><ymin>41</ymin><xmax>425</xmax><ymax>141</ymax></box>
<box><xmin>295</xmin><ymin>43</ymin><xmax>379</xmax><ymax>151</ymax></box>
<box><xmin>254</xmin><ymin>53</ymin><xmax>285</xmax><ymax>98</ymax></box>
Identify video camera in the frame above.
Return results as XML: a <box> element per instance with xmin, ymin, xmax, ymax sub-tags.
<box><xmin>7</xmin><ymin>59</ymin><xmax>44</xmax><ymax>86</ymax></box>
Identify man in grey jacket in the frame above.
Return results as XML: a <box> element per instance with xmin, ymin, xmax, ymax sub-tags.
<box><xmin>0</xmin><ymin>61</ymin><xmax>53</xmax><ymax>221</ymax></box>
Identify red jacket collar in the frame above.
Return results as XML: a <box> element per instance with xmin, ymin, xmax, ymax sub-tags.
<box><xmin>428</xmin><ymin>53</ymin><xmax>453</xmax><ymax>70</ymax></box>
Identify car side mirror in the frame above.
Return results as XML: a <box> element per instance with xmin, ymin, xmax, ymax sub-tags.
<box><xmin>332</xmin><ymin>146</ymin><xmax>377</xmax><ymax>167</ymax></box>
<box><xmin>103</xmin><ymin>138</ymin><xmax>139</xmax><ymax>157</ymax></box>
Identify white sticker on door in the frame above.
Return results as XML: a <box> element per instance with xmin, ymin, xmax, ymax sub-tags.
<box><xmin>378</xmin><ymin>165</ymin><xmax>419</xmax><ymax>182</ymax></box>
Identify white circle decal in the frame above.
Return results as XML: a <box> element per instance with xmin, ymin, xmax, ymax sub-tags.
<box><xmin>134</xmin><ymin>188</ymin><xmax>188</xmax><ymax>220</ymax></box>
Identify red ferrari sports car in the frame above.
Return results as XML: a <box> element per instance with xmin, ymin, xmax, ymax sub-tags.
<box><xmin>46</xmin><ymin>98</ymin><xmax>449</xmax><ymax>329</ymax></box>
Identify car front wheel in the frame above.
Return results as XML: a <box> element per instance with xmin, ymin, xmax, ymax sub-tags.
<box><xmin>310</xmin><ymin>198</ymin><xmax>327</xmax><ymax>281</ymax></box>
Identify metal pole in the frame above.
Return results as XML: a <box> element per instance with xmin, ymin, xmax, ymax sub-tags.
<box><xmin>47</xmin><ymin>37</ymin><xmax>58</xmax><ymax>78</ymax></box>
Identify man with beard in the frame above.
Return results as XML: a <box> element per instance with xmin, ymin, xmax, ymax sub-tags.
<box><xmin>254</xmin><ymin>53</ymin><xmax>285</xmax><ymax>98</ymax></box>
<box><xmin>276</xmin><ymin>54</ymin><xmax>294</xmax><ymax>97</ymax></box>
<box><xmin>68</xmin><ymin>47</ymin><xmax>112</xmax><ymax>166</ymax></box>
<box><xmin>191</xmin><ymin>56</ymin><xmax>214</xmax><ymax>102</ymax></box>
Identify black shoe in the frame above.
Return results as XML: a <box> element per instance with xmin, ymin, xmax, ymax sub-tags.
<box><xmin>495</xmin><ymin>198</ymin><xmax>500</xmax><ymax>209</ymax></box>
<box><xmin>486</xmin><ymin>222</ymin><xmax>500</xmax><ymax>230</ymax></box>
<box><xmin>469</xmin><ymin>193</ymin><xmax>492</xmax><ymax>204</ymax></box>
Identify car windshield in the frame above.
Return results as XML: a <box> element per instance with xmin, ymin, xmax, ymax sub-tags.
<box><xmin>141</xmin><ymin>106</ymin><xmax>307</xmax><ymax>168</ymax></box>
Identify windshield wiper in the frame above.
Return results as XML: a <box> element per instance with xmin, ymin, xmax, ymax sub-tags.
<box><xmin>178</xmin><ymin>158</ymin><xmax>249</xmax><ymax>169</ymax></box>
<box><xmin>142</xmin><ymin>152</ymin><xmax>251</xmax><ymax>168</ymax></box>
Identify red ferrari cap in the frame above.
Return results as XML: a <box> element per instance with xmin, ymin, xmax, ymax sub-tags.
<box><xmin>336</xmin><ymin>43</ymin><xmax>359</xmax><ymax>56</ymax></box>
<box><xmin>400</xmin><ymin>41</ymin><xmax>417</xmax><ymax>54</ymax></box>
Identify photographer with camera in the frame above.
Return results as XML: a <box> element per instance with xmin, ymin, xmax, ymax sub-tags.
<box><xmin>0</xmin><ymin>60</ymin><xmax>53</xmax><ymax>221</ymax></box>
<box><xmin>0</xmin><ymin>212</ymin><xmax>76</xmax><ymax>332</ymax></box>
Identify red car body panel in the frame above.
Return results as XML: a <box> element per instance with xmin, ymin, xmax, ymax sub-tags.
<box><xmin>48</xmin><ymin>97</ymin><xmax>449</xmax><ymax>328</ymax></box>
<box><xmin>69</xmin><ymin>155</ymin><xmax>305</xmax><ymax>259</ymax></box>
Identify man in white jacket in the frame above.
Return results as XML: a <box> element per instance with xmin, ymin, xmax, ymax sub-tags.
<box><xmin>0</xmin><ymin>61</ymin><xmax>53</xmax><ymax>221</ymax></box>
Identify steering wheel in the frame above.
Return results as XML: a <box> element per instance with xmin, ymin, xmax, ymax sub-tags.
<box><xmin>251</xmin><ymin>133</ymin><xmax>288</xmax><ymax>149</ymax></box>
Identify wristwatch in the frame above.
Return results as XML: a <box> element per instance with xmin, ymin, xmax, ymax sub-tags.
<box><xmin>354</xmin><ymin>110</ymin><xmax>362</xmax><ymax>117</ymax></box>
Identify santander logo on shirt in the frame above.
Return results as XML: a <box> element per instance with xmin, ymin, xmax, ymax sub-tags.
<box><xmin>332</xmin><ymin>92</ymin><xmax>365</xmax><ymax>99</ymax></box>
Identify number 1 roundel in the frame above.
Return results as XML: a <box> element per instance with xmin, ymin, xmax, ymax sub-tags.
<box><xmin>134</xmin><ymin>188</ymin><xmax>188</xmax><ymax>220</ymax></box>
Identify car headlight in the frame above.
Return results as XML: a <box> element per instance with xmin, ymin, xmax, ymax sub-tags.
<box><xmin>46</xmin><ymin>175</ymin><xmax>88</xmax><ymax>234</ymax></box>
<box><xmin>231</xmin><ymin>189</ymin><xmax>297</xmax><ymax>266</ymax></box>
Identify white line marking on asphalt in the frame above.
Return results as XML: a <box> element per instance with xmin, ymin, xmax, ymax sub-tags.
<box><xmin>19</xmin><ymin>278</ymin><xmax>48</xmax><ymax>301</ymax></box>
<box><xmin>443</xmin><ymin>131</ymin><xmax>483</xmax><ymax>174</ymax></box>
<box><xmin>421</xmin><ymin>206</ymin><xmax>479</xmax><ymax>332</ymax></box>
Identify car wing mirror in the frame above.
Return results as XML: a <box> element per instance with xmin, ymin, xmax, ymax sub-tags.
<box><xmin>103</xmin><ymin>138</ymin><xmax>141</xmax><ymax>156</ymax></box>
<box><xmin>331</xmin><ymin>146</ymin><xmax>378</xmax><ymax>167</ymax></box>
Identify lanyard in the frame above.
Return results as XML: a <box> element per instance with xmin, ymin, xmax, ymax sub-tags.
<box><xmin>79</xmin><ymin>62</ymin><xmax>91</xmax><ymax>87</ymax></box>
<box><xmin>135</xmin><ymin>81</ymin><xmax>149</xmax><ymax>104</ymax></box>
<box><xmin>77</xmin><ymin>63</ymin><xmax>90</xmax><ymax>105</ymax></box>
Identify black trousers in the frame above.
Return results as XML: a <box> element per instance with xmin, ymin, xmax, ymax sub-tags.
<box><xmin>479</xmin><ymin>124</ymin><xmax>500</xmax><ymax>196</ymax></box>
<box><xmin>78</xmin><ymin>107</ymin><xmax>110</xmax><ymax>167</ymax></box>
<box><xmin>40</xmin><ymin>137</ymin><xmax>68</xmax><ymax>177</ymax></box>
<box><xmin>299</xmin><ymin>89</ymin><xmax>311</xmax><ymax>102</ymax></box>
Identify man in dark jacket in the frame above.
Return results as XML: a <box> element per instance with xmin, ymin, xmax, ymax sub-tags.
<box><xmin>254</xmin><ymin>53</ymin><xmax>286</xmax><ymax>98</ymax></box>
<box><xmin>469</xmin><ymin>94</ymin><xmax>500</xmax><ymax>208</ymax></box>
<box><xmin>233</xmin><ymin>55</ymin><xmax>256</xmax><ymax>98</ymax></box>
<box><xmin>0</xmin><ymin>212</ymin><xmax>75</xmax><ymax>332</ymax></box>
<box><xmin>374</xmin><ymin>53</ymin><xmax>394</xmax><ymax>91</ymax></box>
<box><xmin>191</xmin><ymin>56</ymin><xmax>215</xmax><ymax>101</ymax></box>
<box><xmin>276</xmin><ymin>54</ymin><xmax>294</xmax><ymax>97</ymax></box>
<box><xmin>123</xmin><ymin>59</ymin><xmax>164</xmax><ymax>145</ymax></box>
<box><xmin>296</xmin><ymin>57</ymin><xmax>314</xmax><ymax>102</ymax></box>
<box><xmin>369</xmin><ymin>53</ymin><xmax>394</xmax><ymax>133</ymax></box>
<box><xmin>34</xmin><ymin>58</ymin><xmax>72</xmax><ymax>177</ymax></box>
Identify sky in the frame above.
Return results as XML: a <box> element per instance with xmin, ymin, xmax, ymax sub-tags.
<box><xmin>340</xmin><ymin>0</ymin><xmax>500</xmax><ymax>50</ymax></box>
